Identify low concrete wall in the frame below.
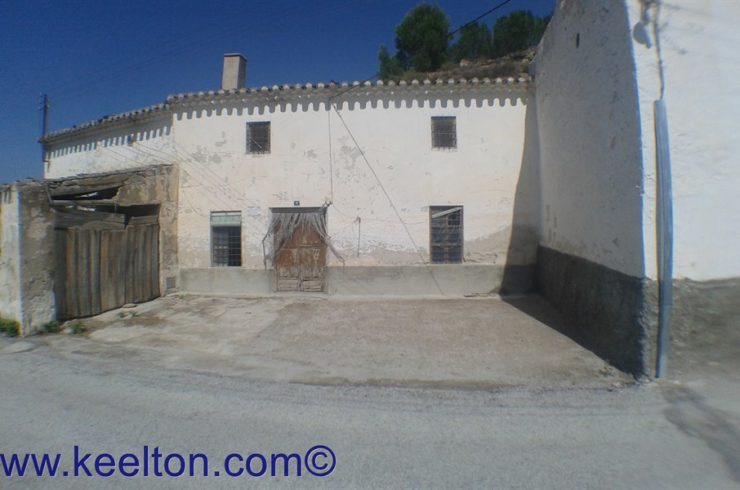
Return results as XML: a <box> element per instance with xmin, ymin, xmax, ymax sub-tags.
<box><xmin>535</xmin><ymin>246</ymin><xmax>657</xmax><ymax>376</ymax></box>
<box><xmin>179</xmin><ymin>268</ymin><xmax>274</xmax><ymax>296</ymax></box>
<box><xmin>327</xmin><ymin>265</ymin><xmax>532</xmax><ymax>296</ymax></box>
<box><xmin>179</xmin><ymin>264</ymin><xmax>534</xmax><ymax>297</ymax></box>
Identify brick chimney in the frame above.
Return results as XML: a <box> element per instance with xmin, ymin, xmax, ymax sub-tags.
<box><xmin>221</xmin><ymin>54</ymin><xmax>247</xmax><ymax>90</ymax></box>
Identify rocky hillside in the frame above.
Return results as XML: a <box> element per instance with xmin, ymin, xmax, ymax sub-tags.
<box><xmin>394</xmin><ymin>47</ymin><xmax>535</xmax><ymax>81</ymax></box>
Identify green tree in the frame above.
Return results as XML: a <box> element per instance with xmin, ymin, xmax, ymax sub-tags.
<box><xmin>490</xmin><ymin>11</ymin><xmax>550</xmax><ymax>58</ymax></box>
<box><xmin>394</xmin><ymin>4</ymin><xmax>450</xmax><ymax>72</ymax></box>
<box><xmin>448</xmin><ymin>22</ymin><xmax>491</xmax><ymax>63</ymax></box>
<box><xmin>378</xmin><ymin>45</ymin><xmax>404</xmax><ymax>79</ymax></box>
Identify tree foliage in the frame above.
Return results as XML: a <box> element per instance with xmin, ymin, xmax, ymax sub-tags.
<box><xmin>448</xmin><ymin>22</ymin><xmax>491</xmax><ymax>63</ymax></box>
<box><xmin>378</xmin><ymin>45</ymin><xmax>404</xmax><ymax>79</ymax></box>
<box><xmin>394</xmin><ymin>3</ymin><xmax>450</xmax><ymax>72</ymax></box>
<box><xmin>490</xmin><ymin>11</ymin><xmax>550</xmax><ymax>58</ymax></box>
<box><xmin>376</xmin><ymin>6</ymin><xmax>551</xmax><ymax>78</ymax></box>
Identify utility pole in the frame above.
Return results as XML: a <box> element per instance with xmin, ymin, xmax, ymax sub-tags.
<box><xmin>40</xmin><ymin>93</ymin><xmax>50</xmax><ymax>165</ymax></box>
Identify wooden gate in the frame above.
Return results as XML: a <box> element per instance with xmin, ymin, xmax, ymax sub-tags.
<box><xmin>55</xmin><ymin>213</ymin><xmax>159</xmax><ymax>319</ymax></box>
<box><xmin>274</xmin><ymin>225</ymin><xmax>326</xmax><ymax>292</ymax></box>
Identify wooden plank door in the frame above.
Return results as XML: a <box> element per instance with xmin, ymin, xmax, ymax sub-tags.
<box><xmin>56</xmin><ymin>220</ymin><xmax>160</xmax><ymax>319</ymax></box>
<box><xmin>274</xmin><ymin>224</ymin><xmax>326</xmax><ymax>292</ymax></box>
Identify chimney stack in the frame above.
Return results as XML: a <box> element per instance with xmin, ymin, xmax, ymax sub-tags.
<box><xmin>221</xmin><ymin>54</ymin><xmax>247</xmax><ymax>90</ymax></box>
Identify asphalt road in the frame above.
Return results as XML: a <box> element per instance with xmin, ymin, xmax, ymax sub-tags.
<box><xmin>1</xmin><ymin>339</ymin><xmax>739</xmax><ymax>489</ymax></box>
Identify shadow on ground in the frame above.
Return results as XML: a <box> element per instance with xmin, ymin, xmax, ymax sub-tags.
<box><xmin>663</xmin><ymin>386</ymin><xmax>740</xmax><ymax>483</ymax></box>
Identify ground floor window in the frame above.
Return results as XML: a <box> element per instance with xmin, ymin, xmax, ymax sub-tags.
<box><xmin>211</xmin><ymin>211</ymin><xmax>242</xmax><ymax>267</ymax></box>
<box><xmin>430</xmin><ymin>206</ymin><xmax>463</xmax><ymax>264</ymax></box>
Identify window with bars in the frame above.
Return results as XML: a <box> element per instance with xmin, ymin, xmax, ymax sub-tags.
<box><xmin>430</xmin><ymin>206</ymin><xmax>463</xmax><ymax>264</ymax></box>
<box><xmin>211</xmin><ymin>211</ymin><xmax>242</xmax><ymax>267</ymax></box>
<box><xmin>431</xmin><ymin>116</ymin><xmax>457</xmax><ymax>149</ymax></box>
<box><xmin>246</xmin><ymin>121</ymin><xmax>271</xmax><ymax>153</ymax></box>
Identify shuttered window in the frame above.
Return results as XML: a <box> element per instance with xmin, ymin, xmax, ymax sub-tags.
<box><xmin>431</xmin><ymin>116</ymin><xmax>457</xmax><ymax>149</ymax></box>
<box><xmin>430</xmin><ymin>206</ymin><xmax>463</xmax><ymax>263</ymax></box>
<box><xmin>211</xmin><ymin>211</ymin><xmax>242</xmax><ymax>267</ymax></box>
<box><xmin>247</xmin><ymin>121</ymin><xmax>271</xmax><ymax>154</ymax></box>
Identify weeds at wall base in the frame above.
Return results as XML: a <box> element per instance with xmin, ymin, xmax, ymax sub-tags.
<box><xmin>42</xmin><ymin>320</ymin><xmax>62</xmax><ymax>334</ymax></box>
<box><xmin>0</xmin><ymin>318</ymin><xmax>20</xmax><ymax>337</ymax></box>
<box><xmin>67</xmin><ymin>322</ymin><xmax>86</xmax><ymax>335</ymax></box>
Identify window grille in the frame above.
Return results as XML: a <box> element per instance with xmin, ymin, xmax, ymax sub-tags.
<box><xmin>430</xmin><ymin>206</ymin><xmax>463</xmax><ymax>263</ymax></box>
<box><xmin>247</xmin><ymin>121</ymin><xmax>271</xmax><ymax>153</ymax></box>
<box><xmin>211</xmin><ymin>211</ymin><xmax>242</xmax><ymax>267</ymax></box>
<box><xmin>431</xmin><ymin>116</ymin><xmax>457</xmax><ymax>149</ymax></box>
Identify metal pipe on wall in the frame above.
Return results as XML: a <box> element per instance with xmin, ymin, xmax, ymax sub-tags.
<box><xmin>654</xmin><ymin>98</ymin><xmax>674</xmax><ymax>378</ymax></box>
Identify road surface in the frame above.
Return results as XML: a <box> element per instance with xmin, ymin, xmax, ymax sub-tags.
<box><xmin>1</xmin><ymin>338</ymin><xmax>738</xmax><ymax>489</ymax></box>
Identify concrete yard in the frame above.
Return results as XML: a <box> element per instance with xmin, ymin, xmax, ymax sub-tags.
<box><xmin>34</xmin><ymin>294</ymin><xmax>630</xmax><ymax>389</ymax></box>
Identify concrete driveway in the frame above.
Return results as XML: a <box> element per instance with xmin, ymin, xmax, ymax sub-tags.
<box><xmin>37</xmin><ymin>294</ymin><xmax>629</xmax><ymax>389</ymax></box>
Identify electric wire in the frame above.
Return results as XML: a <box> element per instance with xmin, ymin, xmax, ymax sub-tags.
<box><xmin>330</xmin><ymin>105</ymin><xmax>444</xmax><ymax>294</ymax></box>
<box><xmin>448</xmin><ymin>0</ymin><xmax>517</xmax><ymax>38</ymax></box>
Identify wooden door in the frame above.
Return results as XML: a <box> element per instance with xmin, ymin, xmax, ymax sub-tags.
<box><xmin>56</xmin><ymin>213</ymin><xmax>159</xmax><ymax>319</ymax></box>
<box><xmin>274</xmin><ymin>225</ymin><xmax>326</xmax><ymax>292</ymax></box>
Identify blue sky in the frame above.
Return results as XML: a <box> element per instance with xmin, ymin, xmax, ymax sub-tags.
<box><xmin>0</xmin><ymin>0</ymin><xmax>554</xmax><ymax>183</ymax></box>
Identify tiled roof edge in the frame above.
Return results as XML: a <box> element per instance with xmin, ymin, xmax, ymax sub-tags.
<box><xmin>41</xmin><ymin>75</ymin><xmax>531</xmax><ymax>143</ymax></box>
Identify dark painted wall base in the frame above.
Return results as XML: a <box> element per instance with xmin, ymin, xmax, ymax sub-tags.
<box><xmin>671</xmin><ymin>278</ymin><xmax>740</xmax><ymax>379</ymax></box>
<box><xmin>535</xmin><ymin>246</ymin><xmax>657</xmax><ymax>377</ymax></box>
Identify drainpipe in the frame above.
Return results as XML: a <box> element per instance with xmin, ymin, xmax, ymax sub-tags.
<box><xmin>654</xmin><ymin>98</ymin><xmax>673</xmax><ymax>378</ymax></box>
<box><xmin>643</xmin><ymin>0</ymin><xmax>674</xmax><ymax>379</ymax></box>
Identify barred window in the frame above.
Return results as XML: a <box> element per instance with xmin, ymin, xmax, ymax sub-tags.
<box><xmin>431</xmin><ymin>116</ymin><xmax>457</xmax><ymax>149</ymax></box>
<box><xmin>211</xmin><ymin>211</ymin><xmax>242</xmax><ymax>267</ymax></box>
<box><xmin>430</xmin><ymin>206</ymin><xmax>463</xmax><ymax>264</ymax></box>
<box><xmin>246</xmin><ymin>121</ymin><xmax>270</xmax><ymax>154</ymax></box>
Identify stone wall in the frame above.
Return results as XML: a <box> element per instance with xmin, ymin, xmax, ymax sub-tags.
<box><xmin>17</xmin><ymin>183</ymin><xmax>56</xmax><ymax>334</ymax></box>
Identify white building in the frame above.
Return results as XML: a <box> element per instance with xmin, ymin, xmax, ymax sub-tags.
<box><xmin>43</xmin><ymin>55</ymin><xmax>538</xmax><ymax>297</ymax></box>
<box><xmin>2</xmin><ymin>0</ymin><xmax>737</xmax><ymax>379</ymax></box>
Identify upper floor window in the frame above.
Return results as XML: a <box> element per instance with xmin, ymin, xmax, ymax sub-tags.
<box><xmin>431</xmin><ymin>116</ymin><xmax>457</xmax><ymax>149</ymax></box>
<box><xmin>247</xmin><ymin>121</ymin><xmax>271</xmax><ymax>154</ymax></box>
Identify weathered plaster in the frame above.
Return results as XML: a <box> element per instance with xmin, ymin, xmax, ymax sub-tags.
<box><xmin>535</xmin><ymin>0</ymin><xmax>645</xmax><ymax>278</ymax></box>
<box><xmin>44</xmin><ymin>115</ymin><xmax>173</xmax><ymax>179</ymax></box>
<box><xmin>47</xmin><ymin>165</ymin><xmax>179</xmax><ymax>296</ymax></box>
<box><xmin>670</xmin><ymin>278</ymin><xmax>740</xmax><ymax>377</ymax></box>
<box><xmin>0</xmin><ymin>182</ymin><xmax>57</xmax><ymax>334</ymax></box>
<box><xmin>627</xmin><ymin>0</ymin><xmax>740</xmax><ymax>281</ymax></box>
<box><xmin>532</xmin><ymin>0</ymin><xmax>657</xmax><ymax>376</ymax></box>
<box><xmin>0</xmin><ymin>186</ymin><xmax>22</xmax><ymax>323</ymax></box>
<box><xmin>111</xmin><ymin>165</ymin><xmax>179</xmax><ymax>292</ymax></box>
<box><xmin>173</xmin><ymin>88</ymin><xmax>537</xmax><ymax>279</ymax></box>
<box><xmin>0</xmin><ymin>166</ymin><xmax>180</xmax><ymax>334</ymax></box>
<box><xmin>17</xmin><ymin>183</ymin><xmax>56</xmax><ymax>333</ymax></box>
<box><xmin>179</xmin><ymin>264</ymin><xmax>532</xmax><ymax>297</ymax></box>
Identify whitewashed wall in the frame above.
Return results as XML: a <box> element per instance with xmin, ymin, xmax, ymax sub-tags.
<box><xmin>535</xmin><ymin>0</ymin><xmax>646</xmax><ymax>278</ymax></box>
<box><xmin>627</xmin><ymin>0</ymin><xmax>740</xmax><ymax>281</ymax></box>
<box><xmin>171</xmin><ymin>87</ymin><xmax>535</xmax><ymax>270</ymax></box>
<box><xmin>44</xmin><ymin>115</ymin><xmax>173</xmax><ymax>179</ymax></box>
<box><xmin>0</xmin><ymin>186</ymin><xmax>22</xmax><ymax>323</ymax></box>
